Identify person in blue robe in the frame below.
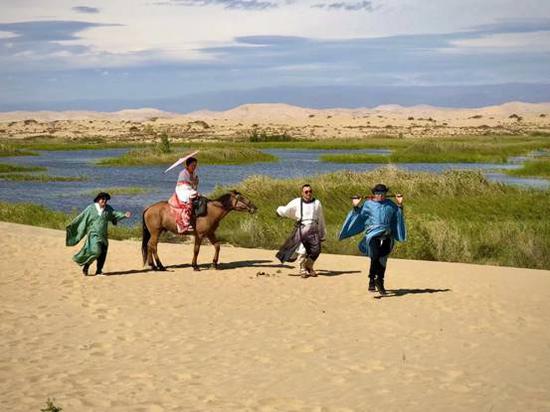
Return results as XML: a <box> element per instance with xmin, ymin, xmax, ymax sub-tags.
<box><xmin>339</xmin><ymin>183</ymin><xmax>406</xmax><ymax>295</ymax></box>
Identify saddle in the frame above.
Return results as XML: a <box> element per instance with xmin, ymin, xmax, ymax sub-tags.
<box><xmin>168</xmin><ymin>194</ymin><xmax>208</xmax><ymax>233</ymax></box>
<box><xmin>192</xmin><ymin>196</ymin><xmax>208</xmax><ymax>217</ymax></box>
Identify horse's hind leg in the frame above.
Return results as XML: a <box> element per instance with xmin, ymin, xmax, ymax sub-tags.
<box><xmin>192</xmin><ymin>234</ymin><xmax>203</xmax><ymax>271</ymax></box>
<box><xmin>148</xmin><ymin>231</ymin><xmax>166</xmax><ymax>271</ymax></box>
<box><xmin>207</xmin><ymin>233</ymin><xmax>221</xmax><ymax>270</ymax></box>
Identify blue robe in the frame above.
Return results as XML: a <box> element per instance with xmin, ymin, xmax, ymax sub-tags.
<box><xmin>339</xmin><ymin>200</ymin><xmax>406</xmax><ymax>263</ymax></box>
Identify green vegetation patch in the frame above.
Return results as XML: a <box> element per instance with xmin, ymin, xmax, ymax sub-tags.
<box><xmin>0</xmin><ymin>163</ymin><xmax>46</xmax><ymax>173</ymax></box>
<box><xmin>506</xmin><ymin>158</ymin><xmax>550</xmax><ymax>178</ymax></box>
<box><xmin>0</xmin><ymin>201</ymin><xmax>140</xmax><ymax>240</ymax></box>
<box><xmin>321</xmin><ymin>136</ymin><xmax>550</xmax><ymax>164</ymax></box>
<box><xmin>97</xmin><ymin>146</ymin><xmax>277</xmax><ymax>166</ymax></box>
<box><xmin>0</xmin><ymin>143</ymin><xmax>37</xmax><ymax>157</ymax></box>
<box><xmin>83</xmin><ymin>186</ymin><xmax>150</xmax><ymax>196</ymax></box>
<box><xmin>0</xmin><ymin>173</ymin><xmax>86</xmax><ymax>182</ymax></box>
<box><xmin>320</xmin><ymin>153</ymin><xmax>390</xmax><ymax>163</ymax></box>
<box><xmin>1</xmin><ymin>167</ymin><xmax>548</xmax><ymax>269</ymax></box>
<box><xmin>211</xmin><ymin>167</ymin><xmax>550</xmax><ymax>270</ymax></box>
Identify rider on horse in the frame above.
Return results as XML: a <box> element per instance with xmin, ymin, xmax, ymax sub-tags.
<box><xmin>169</xmin><ymin>156</ymin><xmax>199</xmax><ymax>233</ymax></box>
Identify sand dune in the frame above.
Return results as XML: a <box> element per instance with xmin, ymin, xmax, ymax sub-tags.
<box><xmin>1</xmin><ymin>222</ymin><xmax>550</xmax><ymax>411</ymax></box>
<box><xmin>1</xmin><ymin>101</ymin><xmax>549</xmax><ymax>141</ymax></box>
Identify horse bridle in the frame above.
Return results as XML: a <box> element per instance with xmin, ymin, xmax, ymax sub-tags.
<box><xmin>233</xmin><ymin>193</ymin><xmax>254</xmax><ymax>212</ymax></box>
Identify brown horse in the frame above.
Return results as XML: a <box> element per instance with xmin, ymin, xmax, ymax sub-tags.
<box><xmin>142</xmin><ymin>191</ymin><xmax>257</xmax><ymax>271</ymax></box>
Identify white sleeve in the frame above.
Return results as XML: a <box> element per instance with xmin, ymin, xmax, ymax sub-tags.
<box><xmin>317</xmin><ymin>201</ymin><xmax>327</xmax><ymax>239</ymax></box>
<box><xmin>277</xmin><ymin>198</ymin><xmax>299</xmax><ymax>219</ymax></box>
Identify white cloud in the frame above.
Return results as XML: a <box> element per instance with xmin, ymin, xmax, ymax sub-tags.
<box><xmin>446</xmin><ymin>31</ymin><xmax>550</xmax><ymax>54</ymax></box>
<box><xmin>0</xmin><ymin>30</ymin><xmax>18</xmax><ymax>39</ymax></box>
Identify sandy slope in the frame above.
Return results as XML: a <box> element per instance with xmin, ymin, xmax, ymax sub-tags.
<box><xmin>1</xmin><ymin>222</ymin><xmax>550</xmax><ymax>411</ymax></box>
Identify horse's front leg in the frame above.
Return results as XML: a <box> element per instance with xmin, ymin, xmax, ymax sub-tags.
<box><xmin>192</xmin><ymin>234</ymin><xmax>202</xmax><ymax>271</ymax></box>
<box><xmin>207</xmin><ymin>233</ymin><xmax>221</xmax><ymax>270</ymax></box>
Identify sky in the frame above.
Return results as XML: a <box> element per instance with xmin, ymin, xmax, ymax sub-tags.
<box><xmin>1</xmin><ymin>0</ymin><xmax>550</xmax><ymax>111</ymax></box>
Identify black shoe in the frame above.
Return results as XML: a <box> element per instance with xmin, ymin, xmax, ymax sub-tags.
<box><xmin>95</xmin><ymin>270</ymin><xmax>104</xmax><ymax>276</ymax></box>
<box><xmin>368</xmin><ymin>278</ymin><xmax>376</xmax><ymax>292</ymax></box>
<box><xmin>82</xmin><ymin>264</ymin><xmax>90</xmax><ymax>276</ymax></box>
<box><xmin>375</xmin><ymin>278</ymin><xmax>387</xmax><ymax>295</ymax></box>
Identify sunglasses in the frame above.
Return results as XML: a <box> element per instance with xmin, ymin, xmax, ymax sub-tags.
<box><xmin>303</xmin><ymin>190</ymin><xmax>313</xmax><ymax>194</ymax></box>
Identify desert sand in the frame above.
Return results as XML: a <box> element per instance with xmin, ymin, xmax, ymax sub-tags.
<box><xmin>1</xmin><ymin>102</ymin><xmax>550</xmax><ymax>140</ymax></box>
<box><xmin>1</xmin><ymin>221</ymin><xmax>550</xmax><ymax>411</ymax></box>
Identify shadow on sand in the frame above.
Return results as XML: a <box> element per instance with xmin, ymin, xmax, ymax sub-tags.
<box><xmin>218</xmin><ymin>259</ymin><xmax>293</xmax><ymax>270</ymax></box>
<box><xmin>100</xmin><ymin>260</ymin><xmax>291</xmax><ymax>276</ymax></box>
<box><xmin>374</xmin><ymin>288</ymin><xmax>451</xmax><ymax>299</ymax></box>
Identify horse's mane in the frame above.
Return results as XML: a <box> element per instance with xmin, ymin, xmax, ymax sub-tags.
<box><xmin>213</xmin><ymin>191</ymin><xmax>240</xmax><ymax>208</ymax></box>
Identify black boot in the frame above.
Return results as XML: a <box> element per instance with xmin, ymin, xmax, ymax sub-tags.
<box><xmin>82</xmin><ymin>263</ymin><xmax>90</xmax><ymax>276</ymax></box>
<box><xmin>368</xmin><ymin>277</ymin><xmax>376</xmax><ymax>292</ymax></box>
<box><xmin>375</xmin><ymin>277</ymin><xmax>387</xmax><ymax>296</ymax></box>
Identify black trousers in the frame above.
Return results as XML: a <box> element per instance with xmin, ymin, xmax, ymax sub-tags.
<box><xmin>85</xmin><ymin>242</ymin><xmax>108</xmax><ymax>272</ymax></box>
<box><xmin>300</xmin><ymin>224</ymin><xmax>321</xmax><ymax>261</ymax></box>
<box><xmin>96</xmin><ymin>243</ymin><xmax>108</xmax><ymax>272</ymax></box>
<box><xmin>368</xmin><ymin>236</ymin><xmax>392</xmax><ymax>280</ymax></box>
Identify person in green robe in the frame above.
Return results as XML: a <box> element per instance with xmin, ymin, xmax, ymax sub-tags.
<box><xmin>66</xmin><ymin>192</ymin><xmax>131</xmax><ymax>276</ymax></box>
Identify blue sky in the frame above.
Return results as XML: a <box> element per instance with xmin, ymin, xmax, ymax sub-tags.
<box><xmin>1</xmin><ymin>0</ymin><xmax>549</xmax><ymax>111</ymax></box>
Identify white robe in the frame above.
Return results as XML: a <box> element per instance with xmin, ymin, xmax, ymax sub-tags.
<box><xmin>175</xmin><ymin>168</ymin><xmax>199</xmax><ymax>203</ymax></box>
<box><xmin>276</xmin><ymin>198</ymin><xmax>327</xmax><ymax>255</ymax></box>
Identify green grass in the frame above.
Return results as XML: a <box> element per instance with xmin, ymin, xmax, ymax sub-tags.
<box><xmin>506</xmin><ymin>158</ymin><xmax>550</xmax><ymax>178</ymax></box>
<box><xmin>1</xmin><ymin>136</ymin><xmax>146</xmax><ymax>151</ymax></box>
<box><xmin>210</xmin><ymin>167</ymin><xmax>550</xmax><ymax>270</ymax></box>
<box><xmin>97</xmin><ymin>146</ymin><xmax>277</xmax><ymax>166</ymax></box>
<box><xmin>0</xmin><ymin>173</ymin><xmax>86</xmax><ymax>182</ymax></box>
<box><xmin>83</xmin><ymin>187</ymin><xmax>151</xmax><ymax>196</ymax></box>
<box><xmin>0</xmin><ymin>143</ymin><xmax>37</xmax><ymax>157</ymax></box>
<box><xmin>321</xmin><ymin>136</ymin><xmax>550</xmax><ymax>164</ymax></box>
<box><xmin>0</xmin><ymin>202</ymin><xmax>140</xmax><ymax>240</ymax></box>
<box><xmin>320</xmin><ymin>153</ymin><xmax>390</xmax><ymax>163</ymax></box>
<box><xmin>1</xmin><ymin>167</ymin><xmax>548</xmax><ymax>269</ymax></box>
<box><xmin>0</xmin><ymin>163</ymin><xmax>46</xmax><ymax>173</ymax></box>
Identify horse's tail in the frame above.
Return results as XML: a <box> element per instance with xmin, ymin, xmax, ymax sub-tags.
<box><xmin>141</xmin><ymin>208</ymin><xmax>151</xmax><ymax>265</ymax></box>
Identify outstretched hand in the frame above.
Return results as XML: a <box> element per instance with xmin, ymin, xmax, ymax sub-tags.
<box><xmin>125</xmin><ymin>211</ymin><xmax>132</xmax><ymax>218</ymax></box>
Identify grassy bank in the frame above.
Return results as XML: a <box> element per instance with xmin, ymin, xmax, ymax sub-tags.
<box><xmin>2</xmin><ymin>168</ymin><xmax>547</xmax><ymax>269</ymax></box>
<box><xmin>0</xmin><ymin>164</ymin><xmax>46</xmax><ymax>173</ymax></box>
<box><xmin>0</xmin><ymin>174</ymin><xmax>86</xmax><ymax>182</ymax></box>
<box><xmin>97</xmin><ymin>146</ymin><xmax>277</xmax><ymax>166</ymax></box>
<box><xmin>83</xmin><ymin>187</ymin><xmax>151</xmax><ymax>196</ymax></box>
<box><xmin>0</xmin><ymin>143</ymin><xmax>37</xmax><ymax>157</ymax></box>
<box><xmin>0</xmin><ymin>202</ymin><xmax>140</xmax><ymax>240</ymax></box>
<box><xmin>321</xmin><ymin>136</ymin><xmax>550</xmax><ymax>164</ymax></box>
<box><xmin>212</xmin><ymin>167</ymin><xmax>550</xmax><ymax>270</ymax></box>
<box><xmin>0</xmin><ymin>136</ymin><xmax>146</xmax><ymax>152</ymax></box>
<box><xmin>506</xmin><ymin>158</ymin><xmax>550</xmax><ymax>178</ymax></box>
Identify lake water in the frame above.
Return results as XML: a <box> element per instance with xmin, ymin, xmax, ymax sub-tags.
<box><xmin>1</xmin><ymin>148</ymin><xmax>547</xmax><ymax>223</ymax></box>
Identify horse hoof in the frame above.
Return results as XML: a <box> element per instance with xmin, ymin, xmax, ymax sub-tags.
<box><xmin>210</xmin><ymin>263</ymin><xmax>219</xmax><ymax>270</ymax></box>
<box><xmin>193</xmin><ymin>266</ymin><xmax>200</xmax><ymax>272</ymax></box>
<box><xmin>158</xmin><ymin>266</ymin><xmax>167</xmax><ymax>272</ymax></box>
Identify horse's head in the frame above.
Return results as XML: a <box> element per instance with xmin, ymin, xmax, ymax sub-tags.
<box><xmin>229</xmin><ymin>190</ymin><xmax>257</xmax><ymax>214</ymax></box>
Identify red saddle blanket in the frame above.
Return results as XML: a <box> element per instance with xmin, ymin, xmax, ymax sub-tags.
<box><xmin>168</xmin><ymin>193</ymin><xmax>192</xmax><ymax>233</ymax></box>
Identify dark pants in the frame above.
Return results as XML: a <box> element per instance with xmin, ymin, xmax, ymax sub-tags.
<box><xmin>300</xmin><ymin>224</ymin><xmax>321</xmax><ymax>261</ymax></box>
<box><xmin>96</xmin><ymin>243</ymin><xmax>108</xmax><ymax>272</ymax></box>
<box><xmin>369</xmin><ymin>236</ymin><xmax>392</xmax><ymax>280</ymax></box>
<box><xmin>85</xmin><ymin>242</ymin><xmax>108</xmax><ymax>273</ymax></box>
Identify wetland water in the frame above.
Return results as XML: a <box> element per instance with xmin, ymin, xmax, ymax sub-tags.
<box><xmin>1</xmin><ymin>148</ymin><xmax>547</xmax><ymax>223</ymax></box>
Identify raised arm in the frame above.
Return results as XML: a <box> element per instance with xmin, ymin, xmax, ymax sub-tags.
<box><xmin>276</xmin><ymin>198</ymin><xmax>299</xmax><ymax>220</ymax></box>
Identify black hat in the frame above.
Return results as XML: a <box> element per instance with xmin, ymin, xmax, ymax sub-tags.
<box><xmin>94</xmin><ymin>192</ymin><xmax>111</xmax><ymax>202</ymax></box>
<box><xmin>371</xmin><ymin>183</ymin><xmax>389</xmax><ymax>194</ymax></box>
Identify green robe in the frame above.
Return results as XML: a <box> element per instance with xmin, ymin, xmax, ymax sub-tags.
<box><xmin>66</xmin><ymin>204</ymin><xmax>127</xmax><ymax>266</ymax></box>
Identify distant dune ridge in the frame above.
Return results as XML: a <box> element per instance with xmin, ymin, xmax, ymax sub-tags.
<box><xmin>1</xmin><ymin>101</ymin><xmax>549</xmax><ymax>140</ymax></box>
